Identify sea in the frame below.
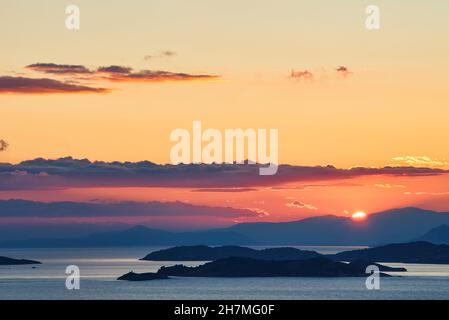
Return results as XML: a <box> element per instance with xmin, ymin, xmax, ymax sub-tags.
<box><xmin>1</xmin><ymin>246</ymin><xmax>449</xmax><ymax>300</ymax></box>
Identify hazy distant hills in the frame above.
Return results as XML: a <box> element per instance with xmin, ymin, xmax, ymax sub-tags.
<box><xmin>0</xmin><ymin>222</ymin><xmax>128</xmax><ymax>242</ymax></box>
<box><xmin>0</xmin><ymin>225</ymin><xmax>255</xmax><ymax>248</ymax></box>
<box><xmin>333</xmin><ymin>241</ymin><xmax>449</xmax><ymax>264</ymax></box>
<box><xmin>415</xmin><ymin>225</ymin><xmax>449</xmax><ymax>244</ymax></box>
<box><xmin>224</xmin><ymin>207</ymin><xmax>449</xmax><ymax>245</ymax></box>
<box><xmin>85</xmin><ymin>225</ymin><xmax>255</xmax><ymax>246</ymax></box>
<box><xmin>2</xmin><ymin>207</ymin><xmax>449</xmax><ymax>247</ymax></box>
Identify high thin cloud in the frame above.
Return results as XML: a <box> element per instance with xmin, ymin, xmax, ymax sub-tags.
<box><xmin>26</xmin><ymin>63</ymin><xmax>92</xmax><ymax>75</ymax></box>
<box><xmin>144</xmin><ymin>50</ymin><xmax>177</xmax><ymax>60</ymax></box>
<box><xmin>0</xmin><ymin>157</ymin><xmax>447</xmax><ymax>191</ymax></box>
<box><xmin>0</xmin><ymin>76</ymin><xmax>108</xmax><ymax>94</ymax></box>
<box><xmin>99</xmin><ymin>68</ymin><xmax>219</xmax><ymax>82</ymax></box>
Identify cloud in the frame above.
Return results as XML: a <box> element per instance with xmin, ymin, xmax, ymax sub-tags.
<box><xmin>336</xmin><ymin>65</ymin><xmax>352</xmax><ymax>77</ymax></box>
<box><xmin>404</xmin><ymin>191</ymin><xmax>449</xmax><ymax>196</ymax></box>
<box><xmin>290</xmin><ymin>66</ymin><xmax>353</xmax><ymax>82</ymax></box>
<box><xmin>24</xmin><ymin>62</ymin><xmax>219</xmax><ymax>83</ymax></box>
<box><xmin>0</xmin><ymin>76</ymin><xmax>109</xmax><ymax>94</ymax></box>
<box><xmin>285</xmin><ymin>200</ymin><xmax>317</xmax><ymax>210</ymax></box>
<box><xmin>26</xmin><ymin>63</ymin><xmax>92</xmax><ymax>75</ymax></box>
<box><xmin>243</xmin><ymin>207</ymin><xmax>270</xmax><ymax>217</ymax></box>
<box><xmin>97</xmin><ymin>65</ymin><xmax>133</xmax><ymax>74</ymax></box>
<box><xmin>374</xmin><ymin>184</ymin><xmax>406</xmax><ymax>189</ymax></box>
<box><xmin>290</xmin><ymin>70</ymin><xmax>314</xmax><ymax>81</ymax></box>
<box><xmin>191</xmin><ymin>188</ymin><xmax>258</xmax><ymax>193</ymax></box>
<box><xmin>98</xmin><ymin>68</ymin><xmax>219</xmax><ymax>83</ymax></box>
<box><xmin>0</xmin><ymin>140</ymin><xmax>8</xmax><ymax>152</ymax></box>
<box><xmin>392</xmin><ymin>156</ymin><xmax>449</xmax><ymax>168</ymax></box>
<box><xmin>0</xmin><ymin>199</ymin><xmax>260</xmax><ymax>219</ymax></box>
<box><xmin>0</xmin><ymin>157</ymin><xmax>447</xmax><ymax>191</ymax></box>
<box><xmin>267</xmin><ymin>183</ymin><xmax>360</xmax><ymax>191</ymax></box>
<box><xmin>144</xmin><ymin>50</ymin><xmax>177</xmax><ymax>60</ymax></box>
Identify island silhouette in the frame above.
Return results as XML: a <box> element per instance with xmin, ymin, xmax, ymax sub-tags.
<box><xmin>118</xmin><ymin>256</ymin><xmax>405</xmax><ymax>281</ymax></box>
<box><xmin>0</xmin><ymin>256</ymin><xmax>41</xmax><ymax>265</ymax></box>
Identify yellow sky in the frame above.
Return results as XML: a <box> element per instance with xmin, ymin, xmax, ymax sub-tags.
<box><xmin>1</xmin><ymin>0</ymin><xmax>448</xmax><ymax>167</ymax></box>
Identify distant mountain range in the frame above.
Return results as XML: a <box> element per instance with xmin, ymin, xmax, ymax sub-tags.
<box><xmin>2</xmin><ymin>207</ymin><xmax>449</xmax><ymax>247</ymax></box>
<box><xmin>333</xmin><ymin>241</ymin><xmax>449</xmax><ymax>264</ymax></box>
<box><xmin>223</xmin><ymin>207</ymin><xmax>449</xmax><ymax>245</ymax></box>
<box><xmin>0</xmin><ymin>225</ymin><xmax>255</xmax><ymax>247</ymax></box>
<box><xmin>415</xmin><ymin>225</ymin><xmax>449</xmax><ymax>244</ymax></box>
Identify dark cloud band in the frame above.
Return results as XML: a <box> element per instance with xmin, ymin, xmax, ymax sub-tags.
<box><xmin>24</xmin><ymin>62</ymin><xmax>220</xmax><ymax>83</ymax></box>
<box><xmin>0</xmin><ymin>157</ymin><xmax>446</xmax><ymax>191</ymax></box>
<box><xmin>0</xmin><ymin>199</ymin><xmax>259</xmax><ymax>219</ymax></box>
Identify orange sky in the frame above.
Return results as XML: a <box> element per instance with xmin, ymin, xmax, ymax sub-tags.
<box><xmin>1</xmin><ymin>0</ymin><xmax>448</xmax><ymax>167</ymax></box>
<box><xmin>1</xmin><ymin>172</ymin><xmax>448</xmax><ymax>228</ymax></box>
<box><xmin>0</xmin><ymin>1</ymin><xmax>448</xmax><ymax>227</ymax></box>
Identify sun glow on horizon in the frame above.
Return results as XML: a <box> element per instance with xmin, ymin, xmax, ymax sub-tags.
<box><xmin>351</xmin><ymin>211</ymin><xmax>367</xmax><ymax>221</ymax></box>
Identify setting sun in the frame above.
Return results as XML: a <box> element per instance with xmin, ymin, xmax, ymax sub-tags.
<box><xmin>351</xmin><ymin>211</ymin><xmax>367</xmax><ymax>221</ymax></box>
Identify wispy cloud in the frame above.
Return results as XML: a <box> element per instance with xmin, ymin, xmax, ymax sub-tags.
<box><xmin>26</xmin><ymin>63</ymin><xmax>92</xmax><ymax>75</ymax></box>
<box><xmin>191</xmin><ymin>188</ymin><xmax>258</xmax><ymax>193</ymax></box>
<box><xmin>144</xmin><ymin>50</ymin><xmax>177</xmax><ymax>60</ymax></box>
<box><xmin>374</xmin><ymin>184</ymin><xmax>406</xmax><ymax>189</ymax></box>
<box><xmin>1</xmin><ymin>62</ymin><xmax>220</xmax><ymax>94</ymax></box>
<box><xmin>404</xmin><ymin>191</ymin><xmax>449</xmax><ymax>196</ymax></box>
<box><xmin>290</xmin><ymin>70</ymin><xmax>314</xmax><ymax>81</ymax></box>
<box><xmin>392</xmin><ymin>156</ymin><xmax>449</xmax><ymax>168</ymax></box>
<box><xmin>99</xmin><ymin>68</ymin><xmax>219</xmax><ymax>83</ymax></box>
<box><xmin>243</xmin><ymin>207</ymin><xmax>270</xmax><ymax>217</ymax></box>
<box><xmin>336</xmin><ymin>65</ymin><xmax>352</xmax><ymax>78</ymax></box>
<box><xmin>24</xmin><ymin>62</ymin><xmax>220</xmax><ymax>83</ymax></box>
<box><xmin>0</xmin><ymin>76</ymin><xmax>108</xmax><ymax>94</ymax></box>
<box><xmin>285</xmin><ymin>200</ymin><xmax>317</xmax><ymax>210</ymax></box>
<box><xmin>290</xmin><ymin>65</ymin><xmax>353</xmax><ymax>82</ymax></box>
<box><xmin>0</xmin><ymin>140</ymin><xmax>8</xmax><ymax>152</ymax></box>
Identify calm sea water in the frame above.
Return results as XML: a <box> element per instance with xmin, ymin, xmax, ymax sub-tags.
<box><xmin>1</xmin><ymin>246</ymin><xmax>449</xmax><ymax>300</ymax></box>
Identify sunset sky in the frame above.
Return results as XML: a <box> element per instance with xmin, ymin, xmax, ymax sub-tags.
<box><xmin>1</xmin><ymin>0</ymin><xmax>448</xmax><ymax>228</ymax></box>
